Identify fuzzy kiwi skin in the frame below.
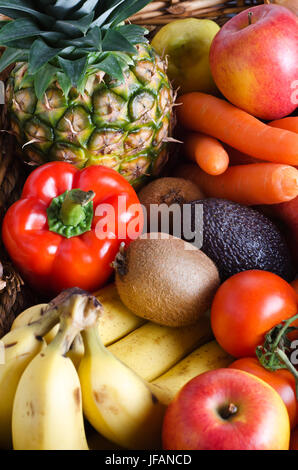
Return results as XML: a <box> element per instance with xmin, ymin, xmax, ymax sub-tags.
<box><xmin>138</xmin><ymin>177</ymin><xmax>203</xmax><ymax>208</ymax></box>
<box><xmin>138</xmin><ymin>177</ymin><xmax>203</xmax><ymax>235</ymax></box>
<box><xmin>114</xmin><ymin>234</ymin><xmax>220</xmax><ymax>327</ymax></box>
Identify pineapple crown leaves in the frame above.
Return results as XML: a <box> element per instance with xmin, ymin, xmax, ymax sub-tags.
<box><xmin>0</xmin><ymin>0</ymin><xmax>152</xmax><ymax>98</ymax></box>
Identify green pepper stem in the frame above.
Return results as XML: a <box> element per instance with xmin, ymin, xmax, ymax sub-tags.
<box><xmin>59</xmin><ymin>189</ymin><xmax>95</xmax><ymax>227</ymax></box>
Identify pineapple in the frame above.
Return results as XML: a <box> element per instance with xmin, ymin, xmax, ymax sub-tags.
<box><xmin>0</xmin><ymin>0</ymin><xmax>174</xmax><ymax>187</ymax></box>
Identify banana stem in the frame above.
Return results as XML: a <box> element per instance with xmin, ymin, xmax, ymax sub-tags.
<box><xmin>27</xmin><ymin>289</ymin><xmax>83</xmax><ymax>338</ymax></box>
<box><xmin>29</xmin><ymin>306</ymin><xmax>60</xmax><ymax>339</ymax></box>
<box><xmin>46</xmin><ymin>289</ymin><xmax>103</xmax><ymax>356</ymax></box>
<box><xmin>48</xmin><ymin>321</ymin><xmax>81</xmax><ymax>357</ymax></box>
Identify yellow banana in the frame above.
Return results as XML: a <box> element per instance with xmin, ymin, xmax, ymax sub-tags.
<box><xmin>85</xmin><ymin>340</ymin><xmax>232</xmax><ymax>450</ymax></box>
<box><xmin>11</xmin><ymin>304</ymin><xmax>48</xmax><ymax>330</ymax></box>
<box><xmin>67</xmin><ymin>334</ymin><xmax>85</xmax><ymax>369</ymax></box>
<box><xmin>108</xmin><ymin>314</ymin><xmax>212</xmax><ymax>381</ymax></box>
<box><xmin>150</xmin><ymin>340</ymin><xmax>233</xmax><ymax>405</ymax></box>
<box><xmin>79</xmin><ymin>326</ymin><xmax>166</xmax><ymax>450</ymax></box>
<box><xmin>0</xmin><ymin>299</ymin><xmax>63</xmax><ymax>449</ymax></box>
<box><xmin>11</xmin><ymin>304</ymin><xmax>58</xmax><ymax>343</ymax></box>
<box><xmin>12</xmin><ymin>284</ymin><xmax>145</xmax><ymax>346</ymax></box>
<box><xmin>10</xmin><ymin>284</ymin><xmax>145</xmax><ymax>370</ymax></box>
<box><xmin>12</xmin><ymin>306</ymin><xmax>84</xmax><ymax>368</ymax></box>
<box><xmin>96</xmin><ymin>284</ymin><xmax>146</xmax><ymax>345</ymax></box>
<box><xmin>0</xmin><ymin>329</ymin><xmax>45</xmax><ymax>449</ymax></box>
<box><xmin>12</xmin><ymin>289</ymin><xmax>102</xmax><ymax>450</ymax></box>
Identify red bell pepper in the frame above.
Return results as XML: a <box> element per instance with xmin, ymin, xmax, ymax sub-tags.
<box><xmin>2</xmin><ymin>162</ymin><xmax>143</xmax><ymax>296</ymax></box>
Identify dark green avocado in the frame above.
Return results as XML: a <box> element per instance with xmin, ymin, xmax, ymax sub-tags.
<box><xmin>184</xmin><ymin>198</ymin><xmax>295</xmax><ymax>282</ymax></box>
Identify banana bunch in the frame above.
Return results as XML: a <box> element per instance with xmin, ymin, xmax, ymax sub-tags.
<box><xmin>0</xmin><ymin>291</ymin><xmax>67</xmax><ymax>449</ymax></box>
<box><xmin>0</xmin><ymin>287</ymin><xmax>168</xmax><ymax>450</ymax></box>
<box><xmin>12</xmin><ymin>289</ymin><xmax>99</xmax><ymax>450</ymax></box>
<box><xmin>11</xmin><ymin>284</ymin><xmax>145</xmax><ymax>347</ymax></box>
<box><xmin>1</xmin><ymin>284</ymin><xmax>233</xmax><ymax>450</ymax></box>
<box><xmin>11</xmin><ymin>284</ymin><xmax>213</xmax><ymax>380</ymax></box>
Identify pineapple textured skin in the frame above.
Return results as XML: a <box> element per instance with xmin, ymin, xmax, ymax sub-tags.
<box><xmin>7</xmin><ymin>44</ymin><xmax>173</xmax><ymax>187</ymax></box>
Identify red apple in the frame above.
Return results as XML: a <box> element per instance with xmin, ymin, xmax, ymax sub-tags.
<box><xmin>162</xmin><ymin>368</ymin><xmax>290</xmax><ymax>450</ymax></box>
<box><xmin>209</xmin><ymin>4</ymin><xmax>298</xmax><ymax>120</ymax></box>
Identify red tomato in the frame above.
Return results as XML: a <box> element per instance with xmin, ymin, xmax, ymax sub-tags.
<box><xmin>211</xmin><ymin>270</ymin><xmax>297</xmax><ymax>358</ymax></box>
<box><xmin>288</xmin><ymin>279</ymin><xmax>298</xmax><ymax>342</ymax></box>
<box><xmin>229</xmin><ymin>357</ymin><xmax>297</xmax><ymax>429</ymax></box>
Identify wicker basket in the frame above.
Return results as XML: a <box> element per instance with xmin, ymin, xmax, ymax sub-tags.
<box><xmin>0</xmin><ymin>0</ymin><xmax>264</xmax><ymax>336</ymax></box>
<box><xmin>131</xmin><ymin>0</ymin><xmax>262</xmax><ymax>28</ymax></box>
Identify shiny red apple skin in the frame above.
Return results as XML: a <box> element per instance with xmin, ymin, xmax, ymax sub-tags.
<box><xmin>162</xmin><ymin>368</ymin><xmax>290</xmax><ymax>450</ymax></box>
<box><xmin>209</xmin><ymin>4</ymin><xmax>298</xmax><ymax>120</ymax></box>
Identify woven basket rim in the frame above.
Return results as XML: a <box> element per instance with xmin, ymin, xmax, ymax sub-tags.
<box><xmin>131</xmin><ymin>0</ymin><xmax>264</xmax><ymax>26</ymax></box>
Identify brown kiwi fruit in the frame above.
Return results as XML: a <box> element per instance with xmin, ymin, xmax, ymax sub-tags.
<box><xmin>138</xmin><ymin>177</ymin><xmax>203</xmax><ymax>208</ymax></box>
<box><xmin>113</xmin><ymin>233</ymin><xmax>220</xmax><ymax>327</ymax></box>
<box><xmin>138</xmin><ymin>177</ymin><xmax>203</xmax><ymax>234</ymax></box>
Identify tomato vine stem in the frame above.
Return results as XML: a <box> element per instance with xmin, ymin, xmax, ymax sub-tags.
<box><xmin>256</xmin><ymin>313</ymin><xmax>298</xmax><ymax>398</ymax></box>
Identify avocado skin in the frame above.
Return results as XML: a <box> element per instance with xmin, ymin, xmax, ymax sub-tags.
<box><xmin>186</xmin><ymin>198</ymin><xmax>295</xmax><ymax>282</ymax></box>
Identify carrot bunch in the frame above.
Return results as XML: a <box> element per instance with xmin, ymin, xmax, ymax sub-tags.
<box><xmin>178</xmin><ymin>92</ymin><xmax>298</xmax><ymax>205</ymax></box>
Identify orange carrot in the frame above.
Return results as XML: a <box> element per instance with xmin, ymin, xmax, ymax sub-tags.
<box><xmin>174</xmin><ymin>163</ymin><xmax>298</xmax><ymax>205</ymax></box>
<box><xmin>177</xmin><ymin>93</ymin><xmax>298</xmax><ymax>165</ymax></box>
<box><xmin>269</xmin><ymin>117</ymin><xmax>298</xmax><ymax>134</ymax></box>
<box><xmin>227</xmin><ymin>117</ymin><xmax>298</xmax><ymax>165</ymax></box>
<box><xmin>184</xmin><ymin>132</ymin><xmax>229</xmax><ymax>175</ymax></box>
